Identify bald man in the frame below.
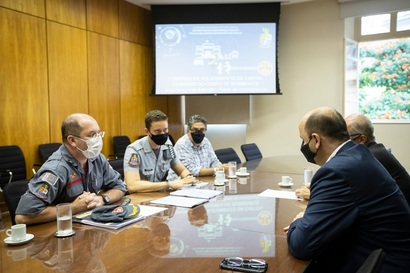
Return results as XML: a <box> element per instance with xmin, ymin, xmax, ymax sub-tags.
<box><xmin>16</xmin><ymin>113</ymin><xmax>126</xmax><ymax>225</ymax></box>
<box><xmin>296</xmin><ymin>113</ymin><xmax>410</xmax><ymax>206</ymax></box>
<box><xmin>286</xmin><ymin>107</ymin><xmax>410</xmax><ymax>273</ymax></box>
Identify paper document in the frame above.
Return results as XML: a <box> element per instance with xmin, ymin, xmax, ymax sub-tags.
<box><xmin>258</xmin><ymin>189</ymin><xmax>301</xmax><ymax>200</ymax></box>
<box><xmin>170</xmin><ymin>188</ymin><xmax>223</xmax><ymax>199</ymax></box>
<box><xmin>150</xmin><ymin>195</ymin><xmax>208</xmax><ymax>208</ymax></box>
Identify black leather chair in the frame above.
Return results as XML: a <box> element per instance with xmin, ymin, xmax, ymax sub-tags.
<box><xmin>356</xmin><ymin>249</ymin><xmax>385</xmax><ymax>273</ymax></box>
<box><xmin>108</xmin><ymin>158</ymin><xmax>124</xmax><ymax>180</ymax></box>
<box><xmin>0</xmin><ymin>145</ymin><xmax>27</xmax><ymax>190</ymax></box>
<box><xmin>3</xmin><ymin>180</ymin><xmax>29</xmax><ymax>225</ymax></box>
<box><xmin>38</xmin><ymin>143</ymin><xmax>61</xmax><ymax>162</ymax></box>
<box><xmin>214</xmin><ymin>148</ymin><xmax>241</xmax><ymax>164</ymax></box>
<box><xmin>240</xmin><ymin>143</ymin><xmax>263</xmax><ymax>161</ymax></box>
<box><xmin>113</xmin><ymin>136</ymin><xmax>131</xmax><ymax>159</ymax></box>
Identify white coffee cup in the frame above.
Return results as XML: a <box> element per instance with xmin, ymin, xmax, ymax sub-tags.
<box><xmin>56</xmin><ymin>203</ymin><xmax>73</xmax><ymax>236</ymax></box>
<box><xmin>6</xmin><ymin>224</ymin><xmax>26</xmax><ymax>242</ymax></box>
<box><xmin>281</xmin><ymin>176</ymin><xmax>293</xmax><ymax>185</ymax></box>
<box><xmin>304</xmin><ymin>168</ymin><xmax>313</xmax><ymax>184</ymax></box>
<box><xmin>238</xmin><ymin>167</ymin><xmax>247</xmax><ymax>175</ymax></box>
<box><xmin>228</xmin><ymin>161</ymin><xmax>237</xmax><ymax>177</ymax></box>
<box><xmin>214</xmin><ymin>168</ymin><xmax>225</xmax><ymax>185</ymax></box>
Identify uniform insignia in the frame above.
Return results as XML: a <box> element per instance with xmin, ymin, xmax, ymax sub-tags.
<box><xmin>35</xmin><ymin>183</ymin><xmax>49</xmax><ymax>200</ymax></box>
<box><xmin>70</xmin><ymin>172</ymin><xmax>77</xmax><ymax>179</ymax></box>
<box><xmin>40</xmin><ymin>172</ymin><xmax>59</xmax><ymax>186</ymax></box>
<box><xmin>129</xmin><ymin>153</ymin><xmax>140</xmax><ymax>167</ymax></box>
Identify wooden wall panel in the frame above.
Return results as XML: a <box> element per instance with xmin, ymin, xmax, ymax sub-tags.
<box><xmin>47</xmin><ymin>21</ymin><xmax>88</xmax><ymax>142</ymax></box>
<box><xmin>0</xmin><ymin>0</ymin><xmax>45</xmax><ymax>17</ymax></box>
<box><xmin>45</xmin><ymin>0</ymin><xmax>86</xmax><ymax>29</ymax></box>
<box><xmin>120</xmin><ymin>41</ymin><xmax>147</xmax><ymax>140</ymax></box>
<box><xmin>87</xmin><ymin>0</ymin><xmax>119</xmax><ymax>37</ymax></box>
<box><xmin>0</xmin><ymin>8</ymin><xmax>49</xmax><ymax>175</ymax></box>
<box><xmin>88</xmin><ymin>32</ymin><xmax>120</xmax><ymax>157</ymax></box>
<box><xmin>119</xmin><ymin>0</ymin><xmax>150</xmax><ymax>45</ymax></box>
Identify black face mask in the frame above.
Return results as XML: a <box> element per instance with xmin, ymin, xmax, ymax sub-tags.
<box><xmin>191</xmin><ymin>131</ymin><xmax>205</xmax><ymax>144</ymax></box>
<box><xmin>150</xmin><ymin>133</ymin><xmax>169</xmax><ymax>146</ymax></box>
<box><xmin>300</xmin><ymin>138</ymin><xmax>317</xmax><ymax>164</ymax></box>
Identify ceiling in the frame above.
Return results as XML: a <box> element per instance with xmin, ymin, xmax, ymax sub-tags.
<box><xmin>125</xmin><ymin>0</ymin><xmax>314</xmax><ymax>10</ymax></box>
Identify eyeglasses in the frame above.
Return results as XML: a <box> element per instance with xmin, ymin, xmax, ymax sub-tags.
<box><xmin>221</xmin><ymin>257</ymin><xmax>267</xmax><ymax>271</ymax></box>
<box><xmin>74</xmin><ymin>131</ymin><xmax>105</xmax><ymax>140</ymax></box>
<box><xmin>349</xmin><ymin>133</ymin><xmax>361</xmax><ymax>141</ymax></box>
<box><xmin>190</xmin><ymin>128</ymin><xmax>206</xmax><ymax>133</ymax></box>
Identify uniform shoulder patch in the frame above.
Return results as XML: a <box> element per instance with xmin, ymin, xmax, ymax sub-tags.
<box><xmin>128</xmin><ymin>153</ymin><xmax>140</xmax><ymax>167</ymax></box>
<box><xmin>40</xmin><ymin>172</ymin><xmax>59</xmax><ymax>186</ymax></box>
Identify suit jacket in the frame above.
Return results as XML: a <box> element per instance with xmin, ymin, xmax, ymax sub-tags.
<box><xmin>287</xmin><ymin>141</ymin><xmax>410</xmax><ymax>273</ymax></box>
<box><xmin>367</xmin><ymin>141</ymin><xmax>410</xmax><ymax>207</ymax></box>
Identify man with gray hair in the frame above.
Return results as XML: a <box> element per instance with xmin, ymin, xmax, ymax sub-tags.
<box><xmin>345</xmin><ymin>113</ymin><xmax>410</xmax><ymax>206</ymax></box>
<box><xmin>167</xmin><ymin>114</ymin><xmax>224</xmax><ymax>180</ymax></box>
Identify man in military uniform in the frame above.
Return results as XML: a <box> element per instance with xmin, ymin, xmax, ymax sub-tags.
<box><xmin>124</xmin><ymin>110</ymin><xmax>195</xmax><ymax>193</ymax></box>
<box><xmin>15</xmin><ymin>113</ymin><xmax>127</xmax><ymax>225</ymax></box>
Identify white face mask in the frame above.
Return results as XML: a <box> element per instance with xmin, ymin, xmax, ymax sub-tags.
<box><xmin>76</xmin><ymin>136</ymin><xmax>103</xmax><ymax>159</ymax></box>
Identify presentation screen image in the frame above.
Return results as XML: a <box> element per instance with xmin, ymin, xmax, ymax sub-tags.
<box><xmin>154</xmin><ymin>23</ymin><xmax>277</xmax><ymax>95</ymax></box>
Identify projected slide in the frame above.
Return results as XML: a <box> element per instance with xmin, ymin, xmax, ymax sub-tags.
<box><xmin>155</xmin><ymin>23</ymin><xmax>277</xmax><ymax>95</ymax></box>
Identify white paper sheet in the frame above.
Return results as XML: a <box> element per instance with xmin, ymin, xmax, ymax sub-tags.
<box><xmin>258</xmin><ymin>189</ymin><xmax>301</xmax><ymax>200</ymax></box>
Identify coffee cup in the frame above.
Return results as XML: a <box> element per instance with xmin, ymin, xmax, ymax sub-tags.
<box><xmin>238</xmin><ymin>167</ymin><xmax>247</xmax><ymax>175</ymax></box>
<box><xmin>6</xmin><ymin>224</ymin><xmax>26</xmax><ymax>242</ymax></box>
<box><xmin>281</xmin><ymin>176</ymin><xmax>293</xmax><ymax>185</ymax></box>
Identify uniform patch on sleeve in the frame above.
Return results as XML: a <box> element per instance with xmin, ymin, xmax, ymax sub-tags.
<box><xmin>128</xmin><ymin>153</ymin><xmax>140</xmax><ymax>167</ymax></box>
<box><xmin>35</xmin><ymin>183</ymin><xmax>50</xmax><ymax>200</ymax></box>
<box><xmin>40</xmin><ymin>172</ymin><xmax>59</xmax><ymax>186</ymax></box>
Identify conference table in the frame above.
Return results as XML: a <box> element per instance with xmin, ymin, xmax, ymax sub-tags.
<box><xmin>1</xmin><ymin>155</ymin><xmax>319</xmax><ymax>273</ymax></box>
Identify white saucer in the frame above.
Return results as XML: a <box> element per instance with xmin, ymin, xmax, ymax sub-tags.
<box><xmin>278</xmin><ymin>182</ymin><xmax>294</xmax><ymax>187</ymax></box>
<box><xmin>227</xmin><ymin>175</ymin><xmax>237</xmax><ymax>179</ymax></box>
<box><xmin>4</xmin><ymin>234</ymin><xmax>34</xmax><ymax>245</ymax></box>
<box><xmin>54</xmin><ymin>230</ymin><xmax>76</xmax><ymax>238</ymax></box>
<box><xmin>236</xmin><ymin>172</ymin><xmax>250</xmax><ymax>176</ymax></box>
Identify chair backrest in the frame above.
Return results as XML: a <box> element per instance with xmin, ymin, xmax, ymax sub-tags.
<box><xmin>109</xmin><ymin>158</ymin><xmax>124</xmax><ymax>180</ymax></box>
<box><xmin>3</xmin><ymin>180</ymin><xmax>29</xmax><ymax>225</ymax></box>
<box><xmin>113</xmin><ymin>136</ymin><xmax>131</xmax><ymax>159</ymax></box>
<box><xmin>356</xmin><ymin>249</ymin><xmax>385</xmax><ymax>273</ymax></box>
<box><xmin>38</xmin><ymin>143</ymin><xmax>61</xmax><ymax>163</ymax></box>
<box><xmin>214</xmin><ymin>148</ymin><xmax>241</xmax><ymax>164</ymax></box>
<box><xmin>0</xmin><ymin>145</ymin><xmax>27</xmax><ymax>189</ymax></box>
<box><xmin>241</xmin><ymin>143</ymin><xmax>263</xmax><ymax>162</ymax></box>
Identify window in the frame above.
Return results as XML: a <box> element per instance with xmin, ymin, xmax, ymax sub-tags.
<box><xmin>345</xmin><ymin>10</ymin><xmax>410</xmax><ymax>123</ymax></box>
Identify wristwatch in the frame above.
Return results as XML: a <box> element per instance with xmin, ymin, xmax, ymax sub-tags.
<box><xmin>102</xmin><ymin>194</ymin><xmax>110</xmax><ymax>205</ymax></box>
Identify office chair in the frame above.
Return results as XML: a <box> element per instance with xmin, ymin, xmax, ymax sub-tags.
<box><xmin>356</xmin><ymin>249</ymin><xmax>385</xmax><ymax>273</ymax></box>
<box><xmin>113</xmin><ymin>136</ymin><xmax>131</xmax><ymax>159</ymax></box>
<box><xmin>108</xmin><ymin>158</ymin><xmax>124</xmax><ymax>180</ymax></box>
<box><xmin>0</xmin><ymin>145</ymin><xmax>27</xmax><ymax>190</ymax></box>
<box><xmin>240</xmin><ymin>143</ymin><xmax>263</xmax><ymax>162</ymax></box>
<box><xmin>38</xmin><ymin>143</ymin><xmax>61</xmax><ymax>163</ymax></box>
<box><xmin>214</xmin><ymin>148</ymin><xmax>241</xmax><ymax>164</ymax></box>
<box><xmin>3</xmin><ymin>180</ymin><xmax>29</xmax><ymax>225</ymax></box>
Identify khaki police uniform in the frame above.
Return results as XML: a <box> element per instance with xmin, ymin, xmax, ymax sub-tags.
<box><xmin>124</xmin><ymin>136</ymin><xmax>179</xmax><ymax>182</ymax></box>
<box><xmin>16</xmin><ymin>145</ymin><xmax>127</xmax><ymax>215</ymax></box>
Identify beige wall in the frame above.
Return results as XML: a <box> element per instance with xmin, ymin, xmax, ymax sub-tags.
<box><xmin>245</xmin><ymin>0</ymin><xmax>410</xmax><ymax>171</ymax></box>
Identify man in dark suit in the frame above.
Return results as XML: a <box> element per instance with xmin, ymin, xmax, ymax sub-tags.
<box><xmin>345</xmin><ymin>113</ymin><xmax>410</xmax><ymax>206</ymax></box>
<box><xmin>286</xmin><ymin>107</ymin><xmax>410</xmax><ymax>273</ymax></box>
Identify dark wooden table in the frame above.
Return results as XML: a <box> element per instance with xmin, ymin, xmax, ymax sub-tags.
<box><xmin>1</xmin><ymin>155</ymin><xmax>317</xmax><ymax>273</ymax></box>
